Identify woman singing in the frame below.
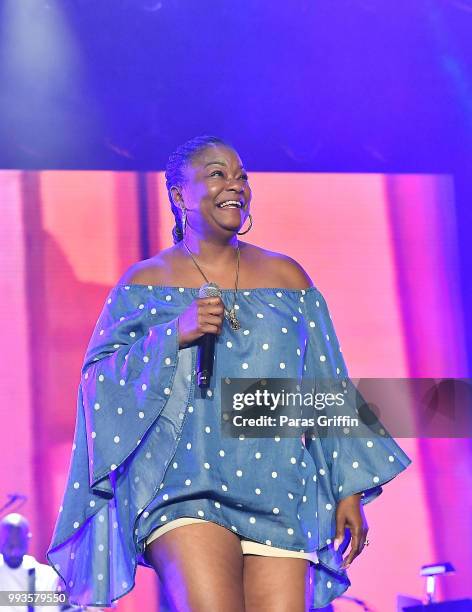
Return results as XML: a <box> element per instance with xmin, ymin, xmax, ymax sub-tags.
<box><xmin>48</xmin><ymin>135</ymin><xmax>411</xmax><ymax>611</ymax></box>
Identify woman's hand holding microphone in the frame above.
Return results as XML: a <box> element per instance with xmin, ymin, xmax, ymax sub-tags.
<box><xmin>176</xmin><ymin>296</ymin><xmax>225</xmax><ymax>349</ymax></box>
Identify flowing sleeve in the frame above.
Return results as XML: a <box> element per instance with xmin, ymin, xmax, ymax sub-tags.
<box><xmin>301</xmin><ymin>286</ymin><xmax>412</xmax><ymax>505</ymax></box>
<box><xmin>47</xmin><ymin>284</ymin><xmax>183</xmax><ymax>607</ymax></box>
<box><xmin>299</xmin><ymin>286</ymin><xmax>412</xmax><ymax>608</ymax></box>
<box><xmin>81</xmin><ymin>284</ymin><xmax>181</xmax><ymax>493</ymax></box>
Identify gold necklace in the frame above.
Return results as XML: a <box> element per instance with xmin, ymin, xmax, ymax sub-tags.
<box><xmin>182</xmin><ymin>240</ymin><xmax>241</xmax><ymax>331</ymax></box>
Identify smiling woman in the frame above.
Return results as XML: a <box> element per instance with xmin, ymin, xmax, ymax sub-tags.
<box><xmin>47</xmin><ymin>135</ymin><xmax>411</xmax><ymax>612</ymax></box>
<box><xmin>166</xmin><ymin>135</ymin><xmax>252</xmax><ymax>248</ymax></box>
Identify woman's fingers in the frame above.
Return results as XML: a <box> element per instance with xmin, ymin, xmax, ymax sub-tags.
<box><xmin>333</xmin><ymin>517</ymin><xmax>345</xmax><ymax>552</ymax></box>
<box><xmin>340</xmin><ymin>526</ymin><xmax>369</xmax><ymax>569</ymax></box>
<box><xmin>200</xmin><ymin>313</ymin><xmax>224</xmax><ymax>334</ymax></box>
<box><xmin>199</xmin><ymin>298</ymin><xmax>225</xmax><ymax>319</ymax></box>
<box><xmin>198</xmin><ymin>297</ymin><xmax>224</xmax><ymax>307</ymax></box>
<box><xmin>177</xmin><ymin>297</ymin><xmax>225</xmax><ymax>347</ymax></box>
<box><xmin>335</xmin><ymin>494</ymin><xmax>369</xmax><ymax>569</ymax></box>
<box><xmin>196</xmin><ymin>297</ymin><xmax>225</xmax><ymax>334</ymax></box>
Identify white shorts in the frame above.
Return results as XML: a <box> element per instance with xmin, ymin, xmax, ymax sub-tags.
<box><xmin>144</xmin><ymin>517</ymin><xmax>319</xmax><ymax>564</ymax></box>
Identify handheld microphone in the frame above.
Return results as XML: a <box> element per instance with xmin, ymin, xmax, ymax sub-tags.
<box><xmin>197</xmin><ymin>282</ymin><xmax>221</xmax><ymax>388</ymax></box>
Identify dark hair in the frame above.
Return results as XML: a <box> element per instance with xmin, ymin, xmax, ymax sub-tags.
<box><xmin>165</xmin><ymin>135</ymin><xmax>233</xmax><ymax>244</ymax></box>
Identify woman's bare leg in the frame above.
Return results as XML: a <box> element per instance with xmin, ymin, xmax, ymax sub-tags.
<box><xmin>243</xmin><ymin>555</ymin><xmax>312</xmax><ymax>612</ymax></box>
<box><xmin>144</xmin><ymin>521</ymin><xmax>246</xmax><ymax>612</ymax></box>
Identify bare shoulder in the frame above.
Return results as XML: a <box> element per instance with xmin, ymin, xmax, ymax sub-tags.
<box><xmin>117</xmin><ymin>246</ymin><xmax>177</xmax><ymax>286</ymax></box>
<box><xmin>272</xmin><ymin>252</ymin><xmax>314</xmax><ymax>290</ymax></box>
<box><xmin>243</xmin><ymin>243</ymin><xmax>314</xmax><ymax>290</ymax></box>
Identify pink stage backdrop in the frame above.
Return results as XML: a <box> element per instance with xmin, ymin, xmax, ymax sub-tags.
<box><xmin>0</xmin><ymin>169</ymin><xmax>468</xmax><ymax>611</ymax></box>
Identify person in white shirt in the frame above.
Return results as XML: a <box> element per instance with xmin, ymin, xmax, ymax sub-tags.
<box><xmin>0</xmin><ymin>513</ymin><xmax>63</xmax><ymax>612</ymax></box>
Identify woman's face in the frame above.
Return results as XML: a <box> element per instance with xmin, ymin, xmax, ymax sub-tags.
<box><xmin>175</xmin><ymin>144</ymin><xmax>252</xmax><ymax>239</ymax></box>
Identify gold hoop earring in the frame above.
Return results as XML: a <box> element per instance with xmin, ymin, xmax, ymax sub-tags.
<box><xmin>237</xmin><ymin>213</ymin><xmax>253</xmax><ymax>235</ymax></box>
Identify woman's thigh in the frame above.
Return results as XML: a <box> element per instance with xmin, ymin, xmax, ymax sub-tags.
<box><xmin>144</xmin><ymin>521</ymin><xmax>246</xmax><ymax>612</ymax></box>
<box><xmin>243</xmin><ymin>555</ymin><xmax>312</xmax><ymax>612</ymax></box>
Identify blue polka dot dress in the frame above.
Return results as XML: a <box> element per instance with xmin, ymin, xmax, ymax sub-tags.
<box><xmin>47</xmin><ymin>284</ymin><xmax>412</xmax><ymax>609</ymax></box>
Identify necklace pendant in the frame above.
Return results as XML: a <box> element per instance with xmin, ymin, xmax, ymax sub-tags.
<box><xmin>226</xmin><ymin>308</ymin><xmax>241</xmax><ymax>331</ymax></box>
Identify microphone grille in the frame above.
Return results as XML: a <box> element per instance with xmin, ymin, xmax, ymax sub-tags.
<box><xmin>198</xmin><ymin>282</ymin><xmax>221</xmax><ymax>298</ymax></box>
